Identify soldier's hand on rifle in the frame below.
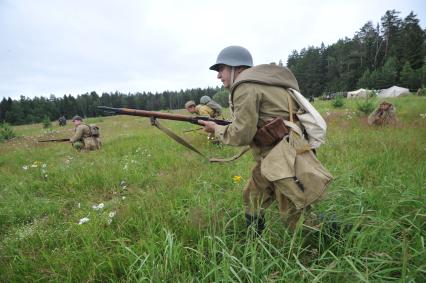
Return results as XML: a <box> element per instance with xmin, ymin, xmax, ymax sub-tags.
<box><xmin>199</xmin><ymin>120</ymin><xmax>217</xmax><ymax>134</ymax></box>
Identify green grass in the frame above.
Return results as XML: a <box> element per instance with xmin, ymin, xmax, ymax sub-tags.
<box><xmin>1</xmin><ymin>96</ymin><xmax>425</xmax><ymax>282</ymax></box>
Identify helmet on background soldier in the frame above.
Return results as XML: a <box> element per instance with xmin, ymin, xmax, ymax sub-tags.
<box><xmin>209</xmin><ymin>45</ymin><xmax>253</xmax><ymax>71</ymax></box>
<box><xmin>184</xmin><ymin>100</ymin><xmax>196</xmax><ymax>109</ymax></box>
<box><xmin>72</xmin><ymin>115</ymin><xmax>83</xmax><ymax>122</ymax></box>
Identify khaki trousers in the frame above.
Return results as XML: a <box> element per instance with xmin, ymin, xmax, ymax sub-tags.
<box><xmin>243</xmin><ymin>163</ymin><xmax>307</xmax><ymax>231</ymax></box>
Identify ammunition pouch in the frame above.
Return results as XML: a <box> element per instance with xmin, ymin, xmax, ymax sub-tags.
<box><xmin>253</xmin><ymin>117</ymin><xmax>289</xmax><ymax>147</ymax></box>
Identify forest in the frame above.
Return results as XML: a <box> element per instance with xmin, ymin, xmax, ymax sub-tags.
<box><xmin>288</xmin><ymin>10</ymin><xmax>425</xmax><ymax>97</ymax></box>
<box><xmin>0</xmin><ymin>9</ymin><xmax>424</xmax><ymax>125</ymax></box>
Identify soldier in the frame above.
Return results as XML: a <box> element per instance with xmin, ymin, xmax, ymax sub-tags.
<box><xmin>185</xmin><ymin>100</ymin><xmax>217</xmax><ymax>118</ymax></box>
<box><xmin>185</xmin><ymin>100</ymin><xmax>222</xmax><ymax>144</ymax></box>
<box><xmin>58</xmin><ymin>115</ymin><xmax>66</xmax><ymax>126</ymax></box>
<box><xmin>199</xmin><ymin>95</ymin><xmax>223</xmax><ymax>118</ymax></box>
<box><xmin>70</xmin><ymin>115</ymin><xmax>101</xmax><ymax>151</ymax></box>
<box><xmin>367</xmin><ymin>101</ymin><xmax>397</xmax><ymax>126</ymax></box>
<box><xmin>200</xmin><ymin>46</ymin><xmax>331</xmax><ymax>234</ymax></box>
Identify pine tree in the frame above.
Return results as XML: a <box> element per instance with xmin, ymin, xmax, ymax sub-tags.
<box><xmin>357</xmin><ymin>69</ymin><xmax>372</xmax><ymax>89</ymax></box>
<box><xmin>401</xmin><ymin>12</ymin><xmax>425</xmax><ymax>69</ymax></box>
<box><xmin>381</xmin><ymin>10</ymin><xmax>403</xmax><ymax>63</ymax></box>
<box><xmin>400</xmin><ymin>61</ymin><xmax>415</xmax><ymax>89</ymax></box>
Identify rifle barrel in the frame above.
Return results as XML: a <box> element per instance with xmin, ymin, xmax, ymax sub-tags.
<box><xmin>97</xmin><ymin>106</ymin><xmax>231</xmax><ymax>126</ymax></box>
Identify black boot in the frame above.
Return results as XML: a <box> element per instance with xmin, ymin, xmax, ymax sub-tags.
<box><xmin>245</xmin><ymin>213</ymin><xmax>265</xmax><ymax>235</ymax></box>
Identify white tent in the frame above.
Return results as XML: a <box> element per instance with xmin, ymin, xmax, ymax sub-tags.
<box><xmin>347</xmin><ymin>88</ymin><xmax>368</xmax><ymax>99</ymax></box>
<box><xmin>379</xmin><ymin>86</ymin><xmax>410</xmax><ymax>98</ymax></box>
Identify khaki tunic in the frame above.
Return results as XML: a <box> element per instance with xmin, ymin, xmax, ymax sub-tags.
<box><xmin>214</xmin><ymin>64</ymin><xmax>329</xmax><ymax>227</ymax></box>
<box><xmin>195</xmin><ymin>105</ymin><xmax>216</xmax><ymax>118</ymax></box>
<box><xmin>70</xmin><ymin>124</ymin><xmax>101</xmax><ymax>151</ymax></box>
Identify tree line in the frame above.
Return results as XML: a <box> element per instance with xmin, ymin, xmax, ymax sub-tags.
<box><xmin>287</xmin><ymin>10</ymin><xmax>425</xmax><ymax>97</ymax></box>
<box><xmin>0</xmin><ymin>88</ymin><xmax>227</xmax><ymax>125</ymax></box>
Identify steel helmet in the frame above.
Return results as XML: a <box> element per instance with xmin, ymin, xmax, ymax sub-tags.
<box><xmin>72</xmin><ymin>115</ymin><xmax>83</xmax><ymax>122</ymax></box>
<box><xmin>184</xmin><ymin>100</ymin><xmax>196</xmax><ymax>109</ymax></box>
<box><xmin>209</xmin><ymin>46</ymin><xmax>253</xmax><ymax>71</ymax></box>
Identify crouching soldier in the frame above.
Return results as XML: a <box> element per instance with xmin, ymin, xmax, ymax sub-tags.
<box><xmin>70</xmin><ymin>115</ymin><xmax>101</xmax><ymax>151</ymax></box>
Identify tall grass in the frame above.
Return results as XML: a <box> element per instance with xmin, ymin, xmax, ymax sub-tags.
<box><xmin>0</xmin><ymin>96</ymin><xmax>425</xmax><ymax>282</ymax></box>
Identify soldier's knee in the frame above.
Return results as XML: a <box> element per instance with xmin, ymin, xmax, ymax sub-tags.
<box><xmin>72</xmin><ymin>141</ymin><xmax>84</xmax><ymax>151</ymax></box>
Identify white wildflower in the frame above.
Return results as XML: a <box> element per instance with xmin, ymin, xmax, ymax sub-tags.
<box><xmin>42</xmin><ymin>164</ymin><xmax>47</xmax><ymax>168</ymax></box>
<box><xmin>92</xmin><ymin>203</ymin><xmax>104</xmax><ymax>210</ymax></box>
<box><xmin>122</xmin><ymin>196</ymin><xmax>126</xmax><ymax>200</ymax></box>
<box><xmin>22</xmin><ymin>166</ymin><xmax>28</xmax><ymax>170</ymax></box>
<box><xmin>109</xmin><ymin>211</ymin><xmax>116</xmax><ymax>218</ymax></box>
<box><xmin>78</xmin><ymin>217</ymin><xmax>90</xmax><ymax>225</ymax></box>
<box><xmin>31</xmin><ymin>164</ymin><xmax>38</xmax><ymax>168</ymax></box>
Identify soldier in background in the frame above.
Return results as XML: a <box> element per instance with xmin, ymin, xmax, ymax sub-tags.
<box><xmin>185</xmin><ymin>100</ymin><xmax>216</xmax><ymax>118</ymax></box>
<box><xmin>58</xmin><ymin>115</ymin><xmax>66</xmax><ymax>126</ymax></box>
<box><xmin>184</xmin><ymin>100</ymin><xmax>223</xmax><ymax>144</ymax></box>
<box><xmin>199</xmin><ymin>95</ymin><xmax>223</xmax><ymax>118</ymax></box>
<box><xmin>368</xmin><ymin>101</ymin><xmax>397</xmax><ymax>126</ymax></box>
<box><xmin>70</xmin><ymin>115</ymin><xmax>101</xmax><ymax>151</ymax></box>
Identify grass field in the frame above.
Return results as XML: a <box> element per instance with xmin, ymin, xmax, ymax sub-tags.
<box><xmin>0</xmin><ymin>96</ymin><xmax>425</xmax><ymax>282</ymax></box>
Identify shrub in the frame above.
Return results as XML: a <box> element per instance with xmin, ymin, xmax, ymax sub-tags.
<box><xmin>0</xmin><ymin>123</ymin><xmax>16</xmax><ymax>141</ymax></box>
<box><xmin>42</xmin><ymin>115</ymin><xmax>52</xmax><ymax>129</ymax></box>
<box><xmin>357</xmin><ymin>99</ymin><xmax>376</xmax><ymax>115</ymax></box>
<box><xmin>369</xmin><ymin>90</ymin><xmax>379</xmax><ymax>97</ymax></box>
<box><xmin>331</xmin><ymin>96</ymin><xmax>345</xmax><ymax>108</ymax></box>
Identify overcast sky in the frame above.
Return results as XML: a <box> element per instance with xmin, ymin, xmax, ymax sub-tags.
<box><xmin>1</xmin><ymin>0</ymin><xmax>425</xmax><ymax>100</ymax></box>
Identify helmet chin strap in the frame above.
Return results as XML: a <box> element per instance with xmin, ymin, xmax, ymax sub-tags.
<box><xmin>230</xmin><ymin>66</ymin><xmax>235</xmax><ymax>88</ymax></box>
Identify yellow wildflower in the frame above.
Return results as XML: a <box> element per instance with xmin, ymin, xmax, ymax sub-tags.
<box><xmin>232</xmin><ymin>175</ymin><xmax>242</xmax><ymax>183</ymax></box>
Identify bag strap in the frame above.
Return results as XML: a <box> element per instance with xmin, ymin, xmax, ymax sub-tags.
<box><xmin>82</xmin><ymin>123</ymin><xmax>94</xmax><ymax>137</ymax></box>
<box><xmin>288</xmin><ymin>95</ymin><xmax>294</xmax><ymax>123</ymax></box>
<box><xmin>287</xmin><ymin>95</ymin><xmax>311</xmax><ymax>154</ymax></box>
<box><xmin>209</xmin><ymin>146</ymin><xmax>250</xmax><ymax>163</ymax></box>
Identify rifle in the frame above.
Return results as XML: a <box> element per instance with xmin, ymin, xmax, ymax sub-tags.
<box><xmin>38</xmin><ymin>138</ymin><xmax>69</xmax><ymax>143</ymax></box>
<box><xmin>98</xmin><ymin>106</ymin><xmax>240</xmax><ymax>161</ymax></box>
<box><xmin>97</xmin><ymin>106</ymin><xmax>231</xmax><ymax>126</ymax></box>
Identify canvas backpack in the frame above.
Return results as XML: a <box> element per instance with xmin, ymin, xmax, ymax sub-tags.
<box><xmin>287</xmin><ymin>88</ymin><xmax>327</xmax><ymax>149</ymax></box>
<box><xmin>88</xmin><ymin>124</ymin><xmax>100</xmax><ymax>137</ymax></box>
<box><xmin>200</xmin><ymin>95</ymin><xmax>223</xmax><ymax>116</ymax></box>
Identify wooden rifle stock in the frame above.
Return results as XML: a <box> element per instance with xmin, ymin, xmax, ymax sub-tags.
<box><xmin>97</xmin><ymin>106</ymin><xmax>231</xmax><ymax>126</ymax></box>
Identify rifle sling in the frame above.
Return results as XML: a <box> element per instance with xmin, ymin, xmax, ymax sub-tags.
<box><xmin>151</xmin><ymin>118</ymin><xmax>249</xmax><ymax>163</ymax></box>
<box><xmin>208</xmin><ymin>146</ymin><xmax>250</xmax><ymax>163</ymax></box>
